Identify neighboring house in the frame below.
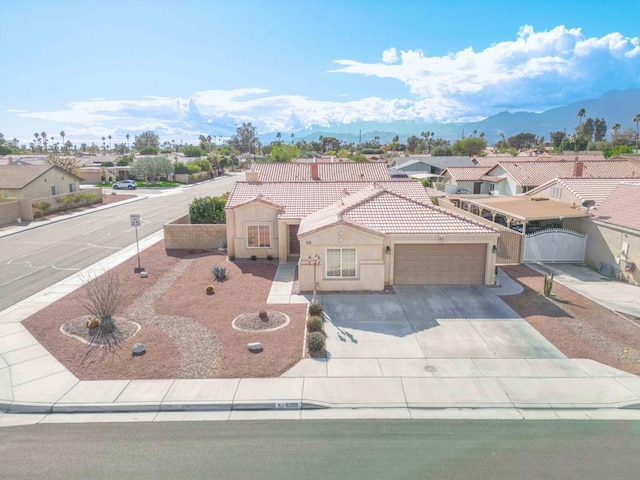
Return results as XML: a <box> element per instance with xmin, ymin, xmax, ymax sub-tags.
<box><xmin>0</xmin><ymin>155</ymin><xmax>48</xmax><ymax>166</ymax></box>
<box><xmin>225</xmin><ymin>163</ymin><xmax>499</xmax><ymax>291</ymax></box>
<box><xmin>586</xmin><ymin>182</ymin><xmax>640</xmax><ymax>285</ymax></box>
<box><xmin>390</xmin><ymin>156</ymin><xmax>476</xmax><ymax>175</ymax></box>
<box><xmin>525</xmin><ymin>177</ymin><xmax>633</xmax><ymax>210</ymax></box>
<box><xmin>439</xmin><ymin>166</ymin><xmax>496</xmax><ymax>194</ymax></box>
<box><xmin>0</xmin><ymin>164</ymin><xmax>83</xmax><ymax>199</ymax></box>
<box><xmin>484</xmin><ymin>160</ymin><xmax>638</xmax><ymax>196</ymax></box>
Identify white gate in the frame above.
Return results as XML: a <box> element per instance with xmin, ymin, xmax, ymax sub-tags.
<box><xmin>523</xmin><ymin>228</ymin><xmax>587</xmax><ymax>263</ymax></box>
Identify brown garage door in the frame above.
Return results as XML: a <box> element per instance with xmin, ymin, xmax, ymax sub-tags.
<box><xmin>394</xmin><ymin>244</ymin><xmax>486</xmax><ymax>285</ymax></box>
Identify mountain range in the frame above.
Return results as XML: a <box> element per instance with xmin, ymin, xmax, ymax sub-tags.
<box><xmin>286</xmin><ymin>89</ymin><xmax>640</xmax><ymax>146</ymax></box>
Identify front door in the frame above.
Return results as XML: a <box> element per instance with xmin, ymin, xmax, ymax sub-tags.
<box><xmin>289</xmin><ymin>224</ymin><xmax>300</xmax><ymax>255</ymax></box>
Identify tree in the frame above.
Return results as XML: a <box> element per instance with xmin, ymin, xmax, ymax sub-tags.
<box><xmin>611</xmin><ymin>123</ymin><xmax>621</xmax><ymax>145</ymax></box>
<box><xmin>189</xmin><ymin>196</ymin><xmax>226</xmax><ymax>224</ymax></box>
<box><xmin>138</xmin><ymin>145</ymin><xmax>159</xmax><ymax>155</ymax></box>
<box><xmin>107</xmin><ymin>135</ymin><xmax>112</xmax><ymax>153</ymax></box>
<box><xmin>125</xmin><ymin>133</ymin><xmax>130</xmax><ymax>151</ymax></box>
<box><xmin>59</xmin><ymin>131</ymin><xmax>66</xmax><ymax>153</ymax></box>
<box><xmin>420</xmin><ymin>131</ymin><xmax>434</xmax><ymax>153</ymax></box>
<box><xmin>131</xmin><ymin>156</ymin><xmax>173</xmax><ymax>181</ymax></box>
<box><xmin>41</xmin><ymin>132</ymin><xmax>48</xmax><ymax>152</ymax></box>
<box><xmin>506</xmin><ymin>132</ymin><xmax>538</xmax><ymax>150</ymax></box>
<box><xmin>182</xmin><ymin>145</ymin><xmax>206</xmax><ymax>157</ymax></box>
<box><xmin>577</xmin><ymin>108</ymin><xmax>586</xmax><ymax>125</ymax></box>
<box><xmin>451</xmin><ymin>136</ymin><xmax>487</xmax><ymax>157</ymax></box>
<box><xmin>549</xmin><ymin>131</ymin><xmax>566</xmax><ymax>149</ymax></box>
<box><xmin>593</xmin><ymin>118</ymin><xmax>607</xmax><ymax>142</ymax></box>
<box><xmin>290</xmin><ymin>133</ymin><xmax>295</xmax><ymax>145</ymax></box>
<box><xmin>634</xmin><ymin>113</ymin><xmax>640</xmax><ymax>152</ymax></box>
<box><xmin>134</xmin><ymin>131</ymin><xmax>160</xmax><ymax>151</ymax></box>
<box><xmin>276</xmin><ymin>132</ymin><xmax>282</xmax><ymax>145</ymax></box>
<box><xmin>229</xmin><ymin>122</ymin><xmax>258</xmax><ymax>155</ymax></box>
<box><xmin>46</xmin><ymin>153</ymin><xmax>83</xmax><ymax>176</ymax></box>
<box><xmin>406</xmin><ymin>135</ymin><xmax>420</xmax><ymax>153</ymax></box>
<box><xmin>269</xmin><ymin>144</ymin><xmax>299</xmax><ymax>162</ymax></box>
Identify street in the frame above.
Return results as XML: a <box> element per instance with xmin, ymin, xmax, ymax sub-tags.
<box><xmin>0</xmin><ymin>175</ymin><xmax>239</xmax><ymax>311</ymax></box>
<box><xmin>1</xmin><ymin>420</ymin><xmax>639</xmax><ymax>479</ymax></box>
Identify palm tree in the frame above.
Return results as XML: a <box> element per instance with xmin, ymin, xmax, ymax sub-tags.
<box><xmin>612</xmin><ymin>123</ymin><xmax>621</xmax><ymax>145</ymax></box>
<box><xmin>276</xmin><ymin>132</ymin><xmax>282</xmax><ymax>145</ymax></box>
<box><xmin>107</xmin><ymin>135</ymin><xmax>112</xmax><ymax>153</ymax></box>
<box><xmin>125</xmin><ymin>133</ymin><xmax>130</xmax><ymax>151</ymax></box>
<box><xmin>59</xmin><ymin>131</ymin><xmax>66</xmax><ymax>153</ymax></box>
<box><xmin>41</xmin><ymin>132</ymin><xmax>47</xmax><ymax>152</ymax></box>
<box><xmin>33</xmin><ymin>133</ymin><xmax>40</xmax><ymax>152</ymax></box>
<box><xmin>634</xmin><ymin>113</ymin><xmax>640</xmax><ymax>153</ymax></box>
<box><xmin>575</xmin><ymin>109</ymin><xmax>586</xmax><ymax>153</ymax></box>
<box><xmin>101</xmin><ymin>136</ymin><xmax>106</xmax><ymax>154</ymax></box>
<box><xmin>290</xmin><ymin>133</ymin><xmax>295</xmax><ymax>145</ymax></box>
<box><xmin>577</xmin><ymin>108</ymin><xmax>586</xmax><ymax>125</ymax></box>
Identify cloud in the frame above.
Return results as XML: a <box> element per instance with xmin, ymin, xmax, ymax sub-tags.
<box><xmin>331</xmin><ymin>25</ymin><xmax>640</xmax><ymax>119</ymax></box>
<box><xmin>381</xmin><ymin>47</ymin><xmax>398</xmax><ymax>64</ymax></box>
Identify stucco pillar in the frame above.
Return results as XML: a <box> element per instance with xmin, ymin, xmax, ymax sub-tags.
<box><xmin>278</xmin><ymin>221</ymin><xmax>288</xmax><ymax>262</ymax></box>
<box><xmin>225</xmin><ymin>210</ymin><xmax>236</xmax><ymax>258</ymax></box>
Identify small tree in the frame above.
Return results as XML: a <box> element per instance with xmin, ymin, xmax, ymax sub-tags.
<box><xmin>81</xmin><ymin>269</ymin><xmax>124</xmax><ymax>328</ymax></box>
<box><xmin>182</xmin><ymin>145</ymin><xmax>206</xmax><ymax>157</ymax></box>
<box><xmin>46</xmin><ymin>153</ymin><xmax>83</xmax><ymax>176</ymax></box>
<box><xmin>189</xmin><ymin>196</ymin><xmax>226</xmax><ymax>224</ymax></box>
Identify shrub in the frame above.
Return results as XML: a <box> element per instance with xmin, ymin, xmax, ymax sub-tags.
<box><xmin>307</xmin><ymin>315</ymin><xmax>323</xmax><ymax>333</ymax></box>
<box><xmin>308</xmin><ymin>303</ymin><xmax>323</xmax><ymax>317</ymax></box>
<box><xmin>81</xmin><ymin>269</ymin><xmax>124</xmax><ymax>326</ymax></box>
<box><xmin>212</xmin><ymin>265</ymin><xmax>228</xmax><ymax>282</ymax></box>
<box><xmin>205</xmin><ymin>285</ymin><xmax>215</xmax><ymax>295</ymax></box>
<box><xmin>189</xmin><ymin>196</ymin><xmax>226</xmax><ymax>224</ymax></box>
<box><xmin>267</xmin><ymin>255</ymin><xmax>273</xmax><ymax>261</ymax></box>
<box><xmin>228</xmin><ymin>255</ymin><xmax>235</xmax><ymax>262</ymax></box>
<box><xmin>307</xmin><ymin>332</ymin><xmax>325</xmax><ymax>354</ymax></box>
<box><xmin>139</xmin><ymin>145</ymin><xmax>159</xmax><ymax>155</ymax></box>
<box><xmin>251</xmin><ymin>255</ymin><xmax>257</xmax><ymax>261</ymax></box>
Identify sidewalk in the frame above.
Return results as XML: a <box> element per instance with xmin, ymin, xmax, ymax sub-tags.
<box><xmin>2</xmin><ymin>237</ymin><xmax>640</xmax><ymax>424</ymax></box>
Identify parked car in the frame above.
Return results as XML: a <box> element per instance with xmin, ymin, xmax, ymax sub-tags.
<box><xmin>112</xmin><ymin>179</ymin><xmax>137</xmax><ymax>190</ymax></box>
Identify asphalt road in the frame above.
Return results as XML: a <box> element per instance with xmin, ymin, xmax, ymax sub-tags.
<box><xmin>1</xmin><ymin>420</ymin><xmax>639</xmax><ymax>479</ymax></box>
<box><xmin>0</xmin><ymin>174</ymin><xmax>239</xmax><ymax>311</ymax></box>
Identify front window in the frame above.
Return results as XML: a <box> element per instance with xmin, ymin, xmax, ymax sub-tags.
<box><xmin>326</xmin><ymin>248</ymin><xmax>356</xmax><ymax>278</ymax></box>
<box><xmin>247</xmin><ymin>224</ymin><xmax>271</xmax><ymax>248</ymax></box>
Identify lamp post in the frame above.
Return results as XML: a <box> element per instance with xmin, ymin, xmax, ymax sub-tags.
<box><xmin>308</xmin><ymin>253</ymin><xmax>320</xmax><ymax>303</ymax></box>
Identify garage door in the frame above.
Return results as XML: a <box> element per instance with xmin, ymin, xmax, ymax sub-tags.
<box><xmin>394</xmin><ymin>244</ymin><xmax>486</xmax><ymax>285</ymax></box>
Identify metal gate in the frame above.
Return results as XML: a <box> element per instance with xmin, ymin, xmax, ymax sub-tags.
<box><xmin>523</xmin><ymin>229</ymin><xmax>587</xmax><ymax>263</ymax></box>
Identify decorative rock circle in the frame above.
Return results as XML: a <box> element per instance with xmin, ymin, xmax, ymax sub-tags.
<box><xmin>232</xmin><ymin>311</ymin><xmax>290</xmax><ymax>332</ymax></box>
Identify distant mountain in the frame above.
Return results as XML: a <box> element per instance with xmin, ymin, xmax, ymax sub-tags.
<box><xmin>287</xmin><ymin>89</ymin><xmax>640</xmax><ymax>145</ymax></box>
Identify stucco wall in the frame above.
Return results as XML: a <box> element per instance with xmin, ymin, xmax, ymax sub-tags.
<box><xmin>0</xmin><ymin>200</ymin><xmax>20</xmax><ymax>226</ymax></box>
<box><xmin>298</xmin><ymin>225</ymin><xmax>385</xmax><ymax>292</ymax></box>
<box><xmin>163</xmin><ymin>214</ymin><xmax>227</xmax><ymax>250</ymax></box>
<box><xmin>584</xmin><ymin>219</ymin><xmax>640</xmax><ymax>285</ymax></box>
<box><xmin>31</xmin><ymin>188</ymin><xmax>103</xmax><ymax>218</ymax></box>
<box><xmin>21</xmin><ymin>168</ymin><xmax>81</xmax><ymax>199</ymax></box>
<box><xmin>226</xmin><ymin>202</ymin><xmax>280</xmax><ymax>259</ymax></box>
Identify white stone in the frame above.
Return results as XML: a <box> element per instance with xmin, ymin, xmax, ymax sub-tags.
<box><xmin>132</xmin><ymin>343</ymin><xmax>146</xmax><ymax>355</ymax></box>
<box><xmin>247</xmin><ymin>342</ymin><xmax>263</xmax><ymax>352</ymax></box>
<box><xmin>140</xmin><ymin>271</ymin><xmax>148</xmax><ymax>278</ymax></box>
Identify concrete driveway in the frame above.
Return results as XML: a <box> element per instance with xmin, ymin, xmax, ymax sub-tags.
<box><xmin>322</xmin><ymin>285</ymin><xmax>565</xmax><ymax>363</ymax></box>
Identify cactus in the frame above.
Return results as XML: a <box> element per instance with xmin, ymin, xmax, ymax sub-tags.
<box><xmin>543</xmin><ymin>272</ymin><xmax>554</xmax><ymax>297</ymax></box>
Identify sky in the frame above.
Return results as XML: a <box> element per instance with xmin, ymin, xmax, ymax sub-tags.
<box><xmin>1</xmin><ymin>0</ymin><xmax>640</xmax><ymax>146</ymax></box>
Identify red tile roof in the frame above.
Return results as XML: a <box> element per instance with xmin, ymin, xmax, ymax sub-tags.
<box><xmin>592</xmin><ymin>183</ymin><xmax>640</xmax><ymax>232</ymax></box>
<box><xmin>251</xmin><ymin>162</ymin><xmax>391</xmax><ymax>182</ymax></box>
<box><xmin>298</xmin><ymin>185</ymin><xmax>497</xmax><ymax>236</ymax></box>
<box><xmin>226</xmin><ymin>181</ymin><xmax>430</xmax><ymax>219</ymax></box>
<box><xmin>442</xmin><ymin>166</ymin><xmax>493</xmax><ymax>181</ymax></box>
<box><xmin>494</xmin><ymin>160</ymin><xmax>638</xmax><ymax>187</ymax></box>
<box><xmin>529</xmin><ymin>177</ymin><xmax>635</xmax><ymax>207</ymax></box>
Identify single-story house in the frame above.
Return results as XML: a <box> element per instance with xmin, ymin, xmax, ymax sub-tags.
<box><xmin>390</xmin><ymin>156</ymin><xmax>476</xmax><ymax>175</ymax></box>
<box><xmin>483</xmin><ymin>160</ymin><xmax>638</xmax><ymax>196</ymax></box>
<box><xmin>438</xmin><ymin>166</ymin><xmax>497</xmax><ymax>194</ymax></box>
<box><xmin>525</xmin><ymin>177</ymin><xmax>634</xmax><ymax>210</ymax></box>
<box><xmin>225</xmin><ymin>165</ymin><xmax>499</xmax><ymax>291</ymax></box>
<box><xmin>585</xmin><ymin>182</ymin><xmax>640</xmax><ymax>285</ymax></box>
<box><xmin>0</xmin><ymin>164</ymin><xmax>83</xmax><ymax>199</ymax></box>
<box><xmin>250</xmin><ymin>161</ymin><xmax>392</xmax><ymax>182</ymax></box>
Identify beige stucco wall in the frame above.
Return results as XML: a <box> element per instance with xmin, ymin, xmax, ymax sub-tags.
<box><xmin>163</xmin><ymin>214</ymin><xmax>227</xmax><ymax>250</ymax></box>
<box><xmin>584</xmin><ymin>219</ymin><xmax>640</xmax><ymax>285</ymax></box>
<box><xmin>226</xmin><ymin>202</ymin><xmax>281</xmax><ymax>259</ymax></box>
<box><xmin>21</xmin><ymin>168</ymin><xmax>81</xmax><ymax>199</ymax></box>
<box><xmin>0</xmin><ymin>200</ymin><xmax>20</xmax><ymax>226</ymax></box>
<box><xmin>529</xmin><ymin>183</ymin><xmax>581</xmax><ymax>206</ymax></box>
<box><xmin>298</xmin><ymin>225</ymin><xmax>385</xmax><ymax>292</ymax></box>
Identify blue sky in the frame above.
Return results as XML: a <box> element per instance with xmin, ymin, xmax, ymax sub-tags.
<box><xmin>1</xmin><ymin>0</ymin><xmax>640</xmax><ymax>145</ymax></box>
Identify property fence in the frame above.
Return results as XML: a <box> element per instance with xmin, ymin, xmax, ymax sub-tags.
<box><xmin>437</xmin><ymin>198</ymin><xmax>523</xmax><ymax>264</ymax></box>
<box><xmin>163</xmin><ymin>214</ymin><xmax>227</xmax><ymax>250</ymax></box>
<box><xmin>523</xmin><ymin>228</ymin><xmax>587</xmax><ymax>263</ymax></box>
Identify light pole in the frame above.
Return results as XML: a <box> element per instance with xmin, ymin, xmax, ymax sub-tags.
<box><xmin>308</xmin><ymin>253</ymin><xmax>320</xmax><ymax>303</ymax></box>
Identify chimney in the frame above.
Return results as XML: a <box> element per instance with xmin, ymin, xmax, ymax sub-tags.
<box><xmin>245</xmin><ymin>171</ymin><xmax>259</xmax><ymax>182</ymax></box>
<box><xmin>573</xmin><ymin>161</ymin><xmax>584</xmax><ymax>177</ymax></box>
<box><xmin>310</xmin><ymin>162</ymin><xmax>319</xmax><ymax>180</ymax></box>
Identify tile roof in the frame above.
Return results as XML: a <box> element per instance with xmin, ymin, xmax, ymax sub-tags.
<box><xmin>493</xmin><ymin>160</ymin><xmax>638</xmax><ymax>187</ymax></box>
<box><xmin>528</xmin><ymin>177</ymin><xmax>636</xmax><ymax>207</ymax></box>
<box><xmin>442</xmin><ymin>166</ymin><xmax>493</xmax><ymax>181</ymax></box>
<box><xmin>0</xmin><ymin>164</ymin><xmax>55</xmax><ymax>188</ymax></box>
<box><xmin>226</xmin><ymin>181</ymin><xmax>431</xmax><ymax>219</ymax></box>
<box><xmin>298</xmin><ymin>185</ymin><xmax>497</xmax><ymax>236</ymax></box>
<box><xmin>391</xmin><ymin>156</ymin><xmax>475</xmax><ymax>170</ymax></box>
<box><xmin>251</xmin><ymin>162</ymin><xmax>391</xmax><ymax>182</ymax></box>
<box><xmin>592</xmin><ymin>183</ymin><xmax>640</xmax><ymax>232</ymax></box>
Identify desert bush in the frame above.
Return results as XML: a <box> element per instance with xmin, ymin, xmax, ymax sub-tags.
<box><xmin>81</xmin><ymin>269</ymin><xmax>124</xmax><ymax>327</ymax></box>
<box><xmin>250</xmin><ymin>255</ymin><xmax>257</xmax><ymax>261</ymax></box>
<box><xmin>307</xmin><ymin>315</ymin><xmax>323</xmax><ymax>333</ymax></box>
<box><xmin>267</xmin><ymin>255</ymin><xmax>273</xmax><ymax>261</ymax></box>
<box><xmin>307</xmin><ymin>332</ymin><xmax>325</xmax><ymax>354</ymax></box>
<box><xmin>212</xmin><ymin>265</ymin><xmax>228</xmax><ymax>281</ymax></box>
<box><xmin>308</xmin><ymin>303</ymin><xmax>323</xmax><ymax>317</ymax></box>
<box><xmin>205</xmin><ymin>285</ymin><xmax>215</xmax><ymax>295</ymax></box>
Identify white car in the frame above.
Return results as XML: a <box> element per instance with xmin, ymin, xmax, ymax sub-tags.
<box><xmin>112</xmin><ymin>179</ymin><xmax>137</xmax><ymax>190</ymax></box>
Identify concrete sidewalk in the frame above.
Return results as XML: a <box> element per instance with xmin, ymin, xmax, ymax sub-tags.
<box><xmin>2</xmin><ymin>241</ymin><xmax>640</xmax><ymax>423</ymax></box>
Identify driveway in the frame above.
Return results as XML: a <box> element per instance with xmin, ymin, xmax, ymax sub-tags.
<box><xmin>322</xmin><ymin>285</ymin><xmax>565</xmax><ymax>364</ymax></box>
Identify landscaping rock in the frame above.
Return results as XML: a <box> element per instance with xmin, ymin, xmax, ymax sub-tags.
<box><xmin>247</xmin><ymin>342</ymin><xmax>263</xmax><ymax>352</ymax></box>
<box><xmin>132</xmin><ymin>343</ymin><xmax>146</xmax><ymax>355</ymax></box>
